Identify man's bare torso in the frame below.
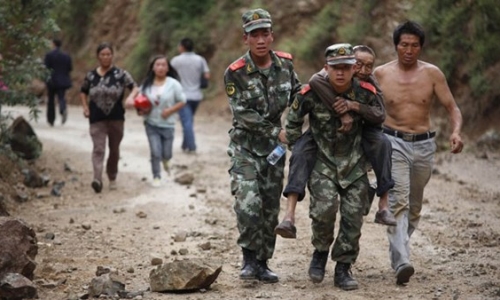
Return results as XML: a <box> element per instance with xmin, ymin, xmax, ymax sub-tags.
<box><xmin>374</xmin><ymin>60</ymin><xmax>439</xmax><ymax>133</ymax></box>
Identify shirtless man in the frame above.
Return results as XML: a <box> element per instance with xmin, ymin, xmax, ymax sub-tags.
<box><xmin>373</xmin><ymin>20</ymin><xmax>463</xmax><ymax>286</ymax></box>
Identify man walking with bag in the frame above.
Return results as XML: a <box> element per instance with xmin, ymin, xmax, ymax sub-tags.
<box><xmin>171</xmin><ymin>38</ymin><xmax>210</xmax><ymax>153</ymax></box>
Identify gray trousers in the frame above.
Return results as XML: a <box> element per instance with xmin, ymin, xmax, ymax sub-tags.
<box><xmin>385</xmin><ymin>134</ymin><xmax>436</xmax><ymax>271</ymax></box>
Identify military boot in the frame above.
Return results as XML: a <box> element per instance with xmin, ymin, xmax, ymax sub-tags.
<box><xmin>240</xmin><ymin>248</ymin><xmax>258</xmax><ymax>280</ymax></box>
<box><xmin>334</xmin><ymin>262</ymin><xmax>359</xmax><ymax>290</ymax></box>
<box><xmin>256</xmin><ymin>260</ymin><xmax>279</xmax><ymax>283</ymax></box>
<box><xmin>308</xmin><ymin>250</ymin><xmax>329</xmax><ymax>283</ymax></box>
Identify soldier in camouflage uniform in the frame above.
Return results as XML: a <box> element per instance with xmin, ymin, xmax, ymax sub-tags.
<box><xmin>224</xmin><ymin>8</ymin><xmax>302</xmax><ymax>283</ymax></box>
<box><xmin>286</xmin><ymin>43</ymin><xmax>382</xmax><ymax>290</ymax></box>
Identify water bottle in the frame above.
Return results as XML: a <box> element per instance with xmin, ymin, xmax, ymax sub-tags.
<box><xmin>267</xmin><ymin>144</ymin><xmax>286</xmax><ymax>165</ymax></box>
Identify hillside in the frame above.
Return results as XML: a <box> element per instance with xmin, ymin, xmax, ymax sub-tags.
<box><xmin>57</xmin><ymin>0</ymin><xmax>500</xmax><ymax>144</ymax></box>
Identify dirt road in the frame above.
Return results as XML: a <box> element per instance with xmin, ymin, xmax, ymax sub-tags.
<box><xmin>8</xmin><ymin>104</ymin><xmax>500</xmax><ymax>299</ymax></box>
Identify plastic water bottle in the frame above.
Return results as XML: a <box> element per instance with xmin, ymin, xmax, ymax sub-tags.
<box><xmin>266</xmin><ymin>144</ymin><xmax>286</xmax><ymax>165</ymax></box>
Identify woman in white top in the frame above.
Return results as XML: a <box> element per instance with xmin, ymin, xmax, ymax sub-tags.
<box><xmin>127</xmin><ymin>55</ymin><xmax>186</xmax><ymax>187</ymax></box>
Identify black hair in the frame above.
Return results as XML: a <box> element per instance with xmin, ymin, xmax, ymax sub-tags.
<box><xmin>53</xmin><ymin>39</ymin><xmax>62</xmax><ymax>48</ymax></box>
<box><xmin>180</xmin><ymin>38</ymin><xmax>194</xmax><ymax>52</ymax></box>
<box><xmin>96</xmin><ymin>42</ymin><xmax>114</xmax><ymax>56</ymax></box>
<box><xmin>393</xmin><ymin>21</ymin><xmax>425</xmax><ymax>48</ymax></box>
<box><xmin>353</xmin><ymin>45</ymin><xmax>376</xmax><ymax>58</ymax></box>
<box><xmin>141</xmin><ymin>55</ymin><xmax>179</xmax><ymax>93</ymax></box>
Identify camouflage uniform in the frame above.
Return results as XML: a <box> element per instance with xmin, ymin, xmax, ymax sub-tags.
<box><xmin>225</xmin><ymin>50</ymin><xmax>301</xmax><ymax>261</ymax></box>
<box><xmin>286</xmin><ymin>77</ymin><xmax>379</xmax><ymax>263</ymax></box>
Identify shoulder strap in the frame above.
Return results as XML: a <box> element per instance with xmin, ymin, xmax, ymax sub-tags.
<box><xmin>300</xmin><ymin>84</ymin><xmax>311</xmax><ymax>95</ymax></box>
<box><xmin>275</xmin><ymin>51</ymin><xmax>293</xmax><ymax>60</ymax></box>
<box><xmin>229</xmin><ymin>58</ymin><xmax>246</xmax><ymax>71</ymax></box>
<box><xmin>359</xmin><ymin>81</ymin><xmax>377</xmax><ymax>94</ymax></box>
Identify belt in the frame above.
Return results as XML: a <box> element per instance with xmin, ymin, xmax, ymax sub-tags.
<box><xmin>383</xmin><ymin>127</ymin><xmax>436</xmax><ymax>142</ymax></box>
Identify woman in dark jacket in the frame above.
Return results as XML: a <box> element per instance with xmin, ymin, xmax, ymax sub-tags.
<box><xmin>80</xmin><ymin>43</ymin><xmax>138</xmax><ymax>193</ymax></box>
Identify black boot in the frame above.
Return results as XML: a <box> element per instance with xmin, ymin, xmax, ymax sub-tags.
<box><xmin>308</xmin><ymin>250</ymin><xmax>329</xmax><ymax>283</ymax></box>
<box><xmin>334</xmin><ymin>262</ymin><xmax>358</xmax><ymax>290</ymax></box>
<box><xmin>256</xmin><ymin>260</ymin><xmax>279</xmax><ymax>283</ymax></box>
<box><xmin>240</xmin><ymin>248</ymin><xmax>258</xmax><ymax>280</ymax></box>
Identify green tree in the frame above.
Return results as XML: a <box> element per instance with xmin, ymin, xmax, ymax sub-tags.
<box><xmin>0</xmin><ymin>0</ymin><xmax>61</xmax><ymax>148</ymax></box>
<box><xmin>126</xmin><ymin>0</ymin><xmax>215</xmax><ymax>81</ymax></box>
<box><xmin>0</xmin><ymin>0</ymin><xmax>62</xmax><ymax>113</ymax></box>
<box><xmin>415</xmin><ymin>0</ymin><xmax>500</xmax><ymax>96</ymax></box>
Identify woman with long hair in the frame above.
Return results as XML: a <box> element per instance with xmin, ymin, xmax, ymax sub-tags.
<box><xmin>127</xmin><ymin>55</ymin><xmax>186</xmax><ymax>187</ymax></box>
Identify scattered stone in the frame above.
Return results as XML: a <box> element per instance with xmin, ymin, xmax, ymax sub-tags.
<box><xmin>63</xmin><ymin>162</ymin><xmax>73</xmax><ymax>172</ymax></box>
<box><xmin>96</xmin><ymin>266</ymin><xmax>114</xmax><ymax>277</ymax></box>
<box><xmin>44</xmin><ymin>232</ymin><xmax>55</xmax><ymax>240</ymax></box>
<box><xmin>170</xmin><ymin>250</ymin><xmax>178</xmax><ymax>255</ymax></box>
<box><xmin>205</xmin><ymin>218</ymin><xmax>218</xmax><ymax>225</ymax></box>
<box><xmin>69</xmin><ymin>218</ymin><xmax>74</xmax><ymax>224</ymax></box>
<box><xmin>174</xmin><ymin>173</ymin><xmax>195</xmax><ymax>185</ymax></box>
<box><xmin>188</xmin><ymin>204</ymin><xmax>195</xmax><ymax>210</ymax></box>
<box><xmin>50</xmin><ymin>181</ymin><xmax>65</xmax><ymax>197</ymax></box>
<box><xmin>81</xmin><ymin>223</ymin><xmax>92</xmax><ymax>230</ymax></box>
<box><xmin>153</xmin><ymin>225</ymin><xmax>160</xmax><ymax>230</ymax></box>
<box><xmin>126</xmin><ymin>267</ymin><xmax>135</xmax><ymax>274</ymax></box>
<box><xmin>151</xmin><ymin>258</ymin><xmax>163</xmax><ymax>266</ymax></box>
<box><xmin>196</xmin><ymin>187</ymin><xmax>207</xmax><ymax>193</ymax></box>
<box><xmin>136</xmin><ymin>211</ymin><xmax>147</xmax><ymax>218</ymax></box>
<box><xmin>88</xmin><ymin>272</ymin><xmax>125</xmax><ymax>298</ymax></box>
<box><xmin>113</xmin><ymin>208</ymin><xmax>126</xmax><ymax>214</ymax></box>
<box><xmin>178</xmin><ymin>248</ymin><xmax>189</xmax><ymax>255</ymax></box>
<box><xmin>15</xmin><ymin>189</ymin><xmax>29</xmax><ymax>203</ymax></box>
<box><xmin>0</xmin><ymin>273</ymin><xmax>38</xmax><ymax>299</ymax></box>
<box><xmin>35</xmin><ymin>192</ymin><xmax>50</xmax><ymax>199</ymax></box>
<box><xmin>7</xmin><ymin>116</ymin><xmax>43</xmax><ymax>160</ymax></box>
<box><xmin>199</xmin><ymin>242</ymin><xmax>211</xmax><ymax>251</ymax></box>
<box><xmin>22</xmin><ymin>168</ymin><xmax>45</xmax><ymax>188</ymax></box>
<box><xmin>173</xmin><ymin>231</ymin><xmax>187</xmax><ymax>242</ymax></box>
<box><xmin>0</xmin><ymin>217</ymin><xmax>38</xmax><ymax>280</ymax></box>
<box><xmin>149</xmin><ymin>259</ymin><xmax>222</xmax><ymax>292</ymax></box>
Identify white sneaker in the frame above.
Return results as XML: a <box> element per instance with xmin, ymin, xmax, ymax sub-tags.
<box><xmin>152</xmin><ymin>177</ymin><xmax>161</xmax><ymax>188</ymax></box>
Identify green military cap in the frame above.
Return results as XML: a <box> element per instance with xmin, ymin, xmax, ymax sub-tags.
<box><xmin>325</xmin><ymin>43</ymin><xmax>356</xmax><ymax>65</ymax></box>
<box><xmin>242</xmin><ymin>8</ymin><xmax>272</xmax><ymax>33</ymax></box>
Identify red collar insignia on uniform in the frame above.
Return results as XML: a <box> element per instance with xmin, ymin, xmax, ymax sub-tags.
<box><xmin>299</xmin><ymin>84</ymin><xmax>311</xmax><ymax>95</ymax></box>
<box><xmin>229</xmin><ymin>58</ymin><xmax>246</xmax><ymax>71</ymax></box>
<box><xmin>359</xmin><ymin>81</ymin><xmax>377</xmax><ymax>94</ymax></box>
<box><xmin>275</xmin><ymin>51</ymin><xmax>293</xmax><ymax>60</ymax></box>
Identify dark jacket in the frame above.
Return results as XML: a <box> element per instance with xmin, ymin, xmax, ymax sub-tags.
<box><xmin>44</xmin><ymin>48</ymin><xmax>72</xmax><ymax>89</ymax></box>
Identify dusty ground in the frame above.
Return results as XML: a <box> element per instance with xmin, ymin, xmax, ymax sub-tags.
<box><xmin>3</xmin><ymin>103</ymin><xmax>500</xmax><ymax>300</ymax></box>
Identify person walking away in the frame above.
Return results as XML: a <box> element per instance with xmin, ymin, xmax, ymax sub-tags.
<box><xmin>44</xmin><ymin>39</ymin><xmax>72</xmax><ymax>126</ymax></box>
<box><xmin>170</xmin><ymin>38</ymin><xmax>210</xmax><ymax>153</ymax></box>
<box><xmin>224</xmin><ymin>8</ymin><xmax>302</xmax><ymax>283</ymax></box>
<box><xmin>126</xmin><ymin>55</ymin><xmax>186</xmax><ymax>187</ymax></box>
<box><xmin>80</xmin><ymin>42</ymin><xmax>139</xmax><ymax>193</ymax></box>
<box><xmin>373</xmin><ymin>20</ymin><xmax>463</xmax><ymax>285</ymax></box>
<box><xmin>286</xmin><ymin>43</ymin><xmax>383</xmax><ymax>290</ymax></box>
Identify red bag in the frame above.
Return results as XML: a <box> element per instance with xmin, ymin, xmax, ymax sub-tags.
<box><xmin>133</xmin><ymin>94</ymin><xmax>152</xmax><ymax>115</ymax></box>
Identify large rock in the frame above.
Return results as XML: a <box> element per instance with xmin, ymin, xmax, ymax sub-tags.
<box><xmin>0</xmin><ymin>217</ymin><xmax>38</xmax><ymax>280</ymax></box>
<box><xmin>149</xmin><ymin>259</ymin><xmax>222</xmax><ymax>292</ymax></box>
<box><xmin>8</xmin><ymin>116</ymin><xmax>42</xmax><ymax>160</ymax></box>
<box><xmin>0</xmin><ymin>273</ymin><xmax>37</xmax><ymax>300</ymax></box>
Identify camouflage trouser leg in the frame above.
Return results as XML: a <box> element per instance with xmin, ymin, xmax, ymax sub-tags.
<box><xmin>308</xmin><ymin>168</ymin><xmax>368</xmax><ymax>264</ymax></box>
<box><xmin>228</xmin><ymin>144</ymin><xmax>284</xmax><ymax>261</ymax></box>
